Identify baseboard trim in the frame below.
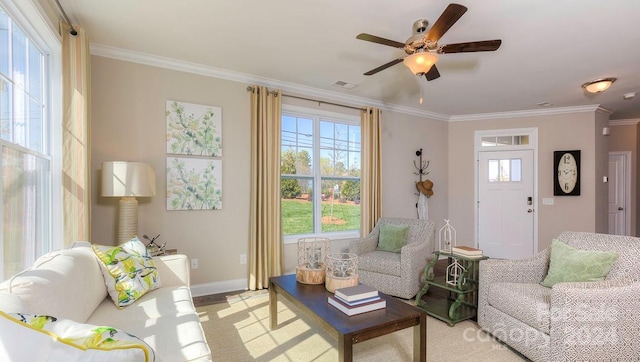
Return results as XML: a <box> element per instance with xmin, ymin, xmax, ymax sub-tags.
<box><xmin>190</xmin><ymin>278</ymin><xmax>248</xmax><ymax>297</ymax></box>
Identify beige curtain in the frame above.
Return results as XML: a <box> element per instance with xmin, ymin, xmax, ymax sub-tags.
<box><xmin>360</xmin><ymin>107</ymin><xmax>382</xmax><ymax>235</ymax></box>
<box><xmin>248</xmin><ymin>85</ymin><xmax>284</xmax><ymax>290</ymax></box>
<box><xmin>62</xmin><ymin>24</ymin><xmax>91</xmax><ymax>245</ymax></box>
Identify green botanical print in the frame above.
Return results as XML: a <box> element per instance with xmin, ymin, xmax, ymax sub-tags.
<box><xmin>166</xmin><ymin>101</ymin><xmax>222</xmax><ymax>156</ymax></box>
<box><xmin>167</xmin><ymin>157</ymin><xmax>222</xmax><ymax>210</ymax></box>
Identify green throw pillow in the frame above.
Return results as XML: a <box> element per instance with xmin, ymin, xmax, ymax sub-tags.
<box><xmin>377</xmin><ymin>224</ymin><xmax>409</xmax><ymax>253</ymax></box>
<box><xmin>540</xmin><ymin>239</ymin><xmax>619</xmax><ymax>287</ymax></box>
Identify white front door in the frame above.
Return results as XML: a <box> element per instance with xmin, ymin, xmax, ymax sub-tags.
<box><xmin>478</xmin><ymin>150</ymin><xmax>535</xmax><ymax>259</ymax></box>
<box><xmin>608</xmin><ymin>153</ymin><xmax>628</xmax><ymax>235</ymax></box>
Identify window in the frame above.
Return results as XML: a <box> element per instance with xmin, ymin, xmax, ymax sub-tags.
<box><xmin>281</xmin><ymin>106</ymin><xmax>360</xmax><ymax>242</ymax></box>
<box><xmin>0</xmin><ymin>2</ymin><xmax>59</xmax><ymax>280</ymax></box>
<box><xmin>488</xmin><ymin>158</ymin><xmax>522</xmax><ymax>182</ymax></box>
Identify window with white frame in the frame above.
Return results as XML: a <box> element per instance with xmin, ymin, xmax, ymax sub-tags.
<box><xmin>281</xmin><ymin>105</ymin><xmax>360</xmax><ymax>242</ymax></box>
<box><xmin>0</xmin><ymin>2</ymin><xmax>58</xmax><ymax>280</ymax></box>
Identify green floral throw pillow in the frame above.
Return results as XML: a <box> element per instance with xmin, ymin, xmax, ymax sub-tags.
<box><xmin>0</xmin><ymin>311</ymin><xmax>155</xmax><ymax>361</ymax></box>
<box><xmin>92</xmin><ymin>237</ymin><xmax>161</xmax><ymax>308</ymax></box>
<box><xmin>377</xmin><ymin>224</ymin><xmax>409</xmax><ymax>253</ymax></box>
<box><xmin>540</xmin><ymin>239</ymin><xmax>619</xmax><ymax>287</ymax></box>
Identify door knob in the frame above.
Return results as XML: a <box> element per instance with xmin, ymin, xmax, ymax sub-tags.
<box><xmin>527</xmin><ymin>209</ymin><xmax>534</xmax><ymax>213</ymax></box>
<box><xmin>618</xmin><ymin>207</ymin><xmax>624</xmax><ymax>211</ymax></box>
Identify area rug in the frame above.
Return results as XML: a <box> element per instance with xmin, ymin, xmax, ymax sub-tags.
<box><xmin>197</xmin><ymin>292</ymin><xmax>526</xmax><ymax>361</ymax></box>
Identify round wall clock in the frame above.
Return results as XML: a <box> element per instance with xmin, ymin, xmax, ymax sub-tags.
<box><xmin>553</xmin><ymin>150</ymin><xmax>580</xmax><ymax>196</ymax></box>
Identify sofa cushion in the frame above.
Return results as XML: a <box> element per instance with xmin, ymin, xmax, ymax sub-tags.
<box><xmin>377</xmin><ymin>224</ymin><xmax>408</xmax><ymax>253</ymax></box>
<box><xmin>357</xmin><ymin>251</ymin><xmax>401</xmax><ymax>276</ymax></box>
<box><xmin>540</xmin><ymin>239</ymin><xmax>619</xmax><ymax>287</ymax></box>
<box><xmin>0</xmin><ymin>311</ymin><xmax>154</xmax><ymax>361</ymax></box>
<box><xmin>92</xmin><ymin>237</ymin><xmax>161</xmax><ymax>308</ymax></box>
<box><xmin>87</xmin><ymin>285</ymin><xmax>211</xmax><ymax>361</ymax></box>
<box><xmin>0</xmin><ymin>291</ymin><xmax>28</xmax><ymax>314</ymax></box>
<box><xmin>488</xmin><ymin>282</ymin><xmax>552</xmax><ymax>334</ymax></box>
<box><xmin>0</xmin><ymin>242</ymin><xmax>107</xmax><ymax>322</ymax></box>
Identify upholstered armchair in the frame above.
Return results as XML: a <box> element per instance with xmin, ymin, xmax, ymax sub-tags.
<box><xmin>349</xmin><ymin>217</ymin><xmax>435</xmax><ymax>299</ymax></box>
<box><xmin>478</xmin><ymin>231</ymin><xmax>640</xmax><ymax>361</ymax></box>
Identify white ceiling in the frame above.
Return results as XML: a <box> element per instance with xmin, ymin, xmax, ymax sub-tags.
<box><xmin>61</xmin><ymin>0</ymin><xmax>640</xmax><ymax>120</ymax></box>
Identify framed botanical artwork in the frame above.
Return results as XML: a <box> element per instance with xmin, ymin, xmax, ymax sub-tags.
<box><xmin>553</xmin><ymin>150</ymin><xmax>580</xmax><ymax>196</ymax></box>
<box><xmin>166</xmin><ymin>157</ymin><xmax>222</xmax><ymax>210</ymax></box>
<box><xmin>166</xmin><ymin>100</ymin><xmax>222</xmax><ymax>157</ymax></box>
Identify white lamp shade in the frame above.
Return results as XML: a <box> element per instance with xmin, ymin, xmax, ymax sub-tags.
<box><xmin>582</xmin><ymin>78</ymin><xmax>616</xmax><ymax>94</ymax></box>
<box><xmin>403</xmin><ymin>51</ymin><xmax>439</xmax><ymax>75</ymax></box>
<box><xmin>101</xmin><ymin>161</ymin><xmax>157</xmax><ymax>197</ymax></box>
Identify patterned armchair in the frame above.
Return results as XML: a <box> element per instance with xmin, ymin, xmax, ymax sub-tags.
<box><xmin>349</xmin><ymin>217</ymin><xmax>435</xmax><ymax>299</ymax></box>
<box><xmin>478</xmin><ymin>231</ymin><xmax>640</xmax><ymax>361</ymax></box>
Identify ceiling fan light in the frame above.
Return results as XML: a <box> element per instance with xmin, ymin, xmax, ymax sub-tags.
<box><xmin>582</xmin><ymin>78</ymin><xmax>616</xmax><ymax>94</ymax></box>
<box><xmin>403</xmin><ymin>52</ymin><xmax>439</xmax><ymax>75</ymax></box>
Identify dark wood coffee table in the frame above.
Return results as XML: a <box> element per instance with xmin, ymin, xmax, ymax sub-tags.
<box><xmin>269</xmin><ymin>274</ymin><xmax>426</xmax><ymax>362</ymax></box>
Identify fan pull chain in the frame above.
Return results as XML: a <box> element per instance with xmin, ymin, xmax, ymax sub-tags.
<box><xmin>419</xmin><ymin>77</ymin><xmax>424</xmax><ymax>104</ymax></box>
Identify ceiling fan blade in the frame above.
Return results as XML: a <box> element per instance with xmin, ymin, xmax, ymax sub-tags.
<box><xmin>363</xmin><ymin>58</ymin><xmax>404</xmax><ymax>76</ymax></box>
<box><xmin>356</xmin><ymin>33</ymin><xmax>406</xmax><ymax>48</ymax></box>
<box><xmin>440</xmin><ymin>39</ymin><xmax>502</xmax><ymax>53</ymax></box>
<box><xmin>425</xmin><ymin>3</ymin><xmax>468</xmax><ymax>43</ymax></box>
<box><xmin>424</xmin><ymin>65</ymin><xmax>440</xmax><ymax>81</ymax></box>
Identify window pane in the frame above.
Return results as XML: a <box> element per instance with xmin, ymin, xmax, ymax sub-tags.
<box><xmin>481</xmin><ymin>137</ymin><xmax>496</xmax><ymax>147</ymax></box>
<box><xmin>320</xmin><ymin>178</ymin><xmax>360</xmax><ymax>233</ymax></box>
<box><xmin>496</xmin><ymin>136</ymin><xmax>512</xmax><ymax>146</ymax></box>
<box><xmin>3</xmin><ymin>147</ymin><xmax>50</xmax><ymax>277</ymax></box>
<box><xmin>13</xmin><ymin>87</ymin><xmax>26</xmax><ymax>147</ymax></box>
<box><xmin>0</xmin><ymin>9</ymin><xmax>9</xmax><ymax>77</ymax></box>
<box><xmin>28</xmin><ymin>42</ymin><xmax>42</xmax><ymax>102</ymax></box>
<box><xmin>12</xmin><ymin>25</ymin><xmax>26</xmax><ymax>89</ymax></box>
<box><xmin>0</xmin><ymin>78</ymin><xmax>11</xmax><ymax>141</ymax></box>
<box><xmin>281</xmin><ymin>177</ymin><xmax>313</xmax><ymax>235</ymax></box>
<box><xmin>28</xmin><ymin>98</ymin><xmax>43</xmax><ymax>152</ymax></box>
<box><xmin>281</xmin><ymin>116</ymin><xmax>313</xmax><ymax>175</ymax></box>
<box><xmin>488</xmin><ymin>158</ymin><xmax>522</xmax><ymax>182</ymax></box>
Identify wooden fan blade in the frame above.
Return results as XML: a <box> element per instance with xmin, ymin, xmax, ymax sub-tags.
<box><xmin>356</xmin><ymin>33</ymin><xmax>406</xmax><ymax>48</ymax></box>
<box><xmin>363</xmin><ymin>58</ymin><xmax>404</xmax><ymax>76</ymax></box>
<box><xmin>425</xmin><ymin>3</ymin><xmax>468</xmax><ymax>42</ymax></box>
<box><xmin>424</xmin><ymin>65</ymin><xmax>440</xmax><ymax>81</ymax></box>
<box><xmin>440</xmin><ymin>39</ymin><xmax>502</xmax><ymax>53</ymax></box>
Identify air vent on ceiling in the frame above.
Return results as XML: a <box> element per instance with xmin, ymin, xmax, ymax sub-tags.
<box><xmin>333</xmin><ymin>80</ymin><xmax>358</xmax><ymax>89</ymax></box>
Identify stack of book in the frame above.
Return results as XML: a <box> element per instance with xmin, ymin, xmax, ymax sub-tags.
<box><xmin>451</xmin><ymin>246</ymin><xmax>483</xmax><ymax>258</ymax></box>
<box><xmin>328</xmin><ymin>284</ymin><xmax>386</xmax><ymax>316</ymax></box>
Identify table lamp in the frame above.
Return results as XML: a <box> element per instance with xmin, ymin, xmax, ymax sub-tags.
<box><xmin>101</xmin><ymin>161</ymin><xmax>156</xmax><ymax>244</ymax></box>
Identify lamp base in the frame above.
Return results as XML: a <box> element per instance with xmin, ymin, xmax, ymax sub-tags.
<box><xmin>118</xmin><ymin>197</ymin><xmax>138</xmax><ymax>244</ymax></box>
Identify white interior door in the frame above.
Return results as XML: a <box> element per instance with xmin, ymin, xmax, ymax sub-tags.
<box><xmin>478</xmin><ymin>150</ymin><xmax>535</xmax><ymax>259</ymax></box>
<box><xmin>608</xmin><ymin>153</ymin><xmax>628</xmax><ymax>235</ymax></box>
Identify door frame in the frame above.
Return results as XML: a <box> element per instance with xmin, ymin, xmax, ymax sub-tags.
<box><xmin>609</xmin><ymin>151</ymin><xmax>632</xmax><ymax>236</ymax></box>
<box><xmin>474</xmin><ymin>128</ymin><xmax>539</xmax><ymax>253</ymax></box>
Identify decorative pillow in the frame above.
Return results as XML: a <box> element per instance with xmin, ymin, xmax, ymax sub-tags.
<box><xmin>540</xmin><ymin>239</ymin><xmax>620</xmax><ymax>287</ymax></box>
<box><xmin>0</xmin><ymin>311</ymin><xmax>155</xmax><ymax>361</ymax></box>
<box><xmin>92</xmin><ymin>237</ymin><xmax>161</xmax><ymax>308</ymax></box>
<box><xmin>377</xmin><ymin>224</ymin><xmax>409</xmax><ymax>253</ymax></box>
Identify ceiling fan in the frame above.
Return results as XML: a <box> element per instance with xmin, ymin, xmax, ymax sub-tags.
<box><xmin>356</xmin><ymin>3</ymin><xmax>502</xmax><ymax>81</ymax></box>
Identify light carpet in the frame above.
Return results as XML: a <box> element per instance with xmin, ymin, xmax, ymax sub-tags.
<box><xmin>197</xmin><ymin>292</ymin><xmax>526</xmax><ymax>361</ymax></box>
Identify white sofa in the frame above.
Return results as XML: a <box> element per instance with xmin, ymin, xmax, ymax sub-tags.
<box><xmin>0</xmin><ymin>242</ymin><xmax>211</xmax><ymax>361</ymax></box>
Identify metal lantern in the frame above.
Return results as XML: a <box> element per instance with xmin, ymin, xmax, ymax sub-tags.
<box><xmin>325</xmin><ymin>252</ymin><xmax>358</xmax><ymax>292</ymax></box>
<box><xmin>295</xmin><ymin>237</ymin><xmax>331</xmax><ymax>284</ymax></box>
<box><xmin>446</xmin><ymin>259</ymin><xmax>466</xmax><ymax>286</ymax></box>
<box><xmin>439</xmin><ymin>219</ymin><xmax>457</xmax><ymax>253</ymax></box>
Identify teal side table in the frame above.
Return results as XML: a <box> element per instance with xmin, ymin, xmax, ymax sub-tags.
<box><xmin>415</xmin><ymin>251</ymin><xmax>488</xmax><ymax>326</ymax></box>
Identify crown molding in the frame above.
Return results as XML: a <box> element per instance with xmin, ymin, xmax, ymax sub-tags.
<box><xmin>449</xmin><ymin>104</ymin><xmax>604</xmax><ymax>122</ymax></box>
<box><xmin>609</xmin><ymin>119</ymin><xmax>640</xmax><ymax>126</ymax></box>
<box><xmin>90</xmin><ymin>43</ymin><xmax>450</xmax><ymax>121</ymax></box>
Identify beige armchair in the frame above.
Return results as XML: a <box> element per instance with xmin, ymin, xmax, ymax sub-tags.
<box><xmin>349</xmin><ymin>217</ymin><xmax>435</xmax><ymax>299</ymax></box>
<box><xmin>478</xmin><ymin>231</ymin><xmax>640</xmax><ymax>361</ymax></box>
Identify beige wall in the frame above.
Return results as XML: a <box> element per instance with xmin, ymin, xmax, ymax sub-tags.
<box><xmin>91</xmin><ymin>56</ymin><xmax>449</xmax><ymax>285</ymax></box>
<box><xmin>448</xmin><ymin>111</ymin><xmax>608</xmax><ymax>252</ymax></box>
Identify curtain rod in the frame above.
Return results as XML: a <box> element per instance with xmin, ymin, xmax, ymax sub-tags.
<box><xmin>53</xmin><ymin>0</ymin><xmax>78</xmax><ymax>37</ymax></box>
<box><xmin>246</xmin><ymin>86</ymin><xmax>365</xmax><ymax>112</ymax></box>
